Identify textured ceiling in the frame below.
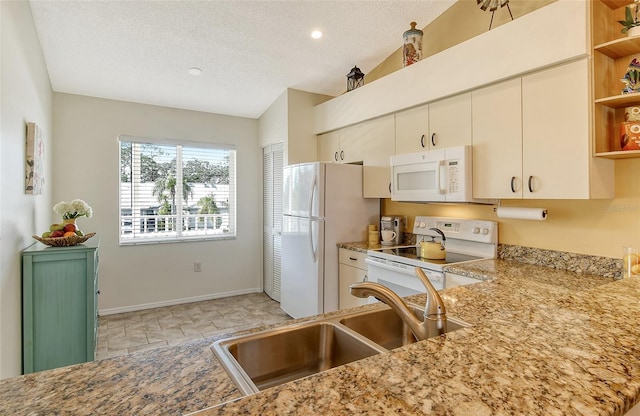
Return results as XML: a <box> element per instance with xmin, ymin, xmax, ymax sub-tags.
<box><xmin>29</xmin><ymin>0</ymin><xmax>455</xmax><ymax>119</ymax></box>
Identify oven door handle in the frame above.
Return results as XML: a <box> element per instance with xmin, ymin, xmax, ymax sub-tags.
<box><xmin>365</xmin><ymin>259</ymin><xmax>444</xmax><ymax>282</ymax></box>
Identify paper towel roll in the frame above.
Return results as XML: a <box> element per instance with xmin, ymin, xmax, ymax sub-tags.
<box><xmin>495</xmin><ymin>207</ymin><xmax>547</xmax><ymax>221</ymax></box>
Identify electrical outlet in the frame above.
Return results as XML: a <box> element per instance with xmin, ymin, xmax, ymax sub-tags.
<box><xmin>193</xmin><ymin>262</ymin><xmax>202</xmax><ymax>272</ymax></box>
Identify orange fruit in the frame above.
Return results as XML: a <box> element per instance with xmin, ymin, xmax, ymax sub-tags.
<box><xmin>63</xmin><ymin>231</ymin><xmax>76</xmax><ymax>237</ymax></box>
<box><xmin>624</xmin><ymin>253</ymin><xmax>640</xmax><ymax>266</ymax></box>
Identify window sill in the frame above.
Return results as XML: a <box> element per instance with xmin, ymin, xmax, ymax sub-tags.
<box><xmin>119</xmin><ymin>234</ymin><xmax>236</xmax><ymax>246</ymax></box>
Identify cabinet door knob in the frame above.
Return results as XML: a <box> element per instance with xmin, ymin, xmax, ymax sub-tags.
<box><xmin>431</xmin><ymin>133</ymin><xmax>436</xmax><ymax>146</ymax></box>
<box><xmin>340</xmin><ymin>150</ymin><xmax>344</xmax><ymax>161</ymax></box>
<box><xmin>389</xmin><ymin>182</ymin><xmax>392</xmax><ymax>194</ymax></box>
<box><xmin>363</xmin><ymin>274</ymin><xmax>368</xmax><ymax>282</ymax></box>
<box><xmin>510</xmin><ymin>176</ymin><xmax>516</xmax><ymax>193</ymax></box>
<box><xmin>334</xmin><ymin>151</ymin><xmax>338</xmax><ymax>162</ymax></box>
<box><xmin>96</xmin><ymin>290</ymin><xmax>101</xmax><ymax>295</ymax></box>
<box><xmin>349</xmin><ymin>256</ymin><xmax>357</xmax><ymax>261</ymax></box>
<box><xmin>528</xmin><ymin>176</ymin><xmax>534</xmax><ymax>193</ymax></box>
<box><xmin>420</xmin><ymin>134</ymin><xmax>425</xmax><ymax>148</ymax></box>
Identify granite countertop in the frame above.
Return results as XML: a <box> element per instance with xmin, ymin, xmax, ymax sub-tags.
<box><xmin>338</xmin><ymin>241</ymin><xmax>383</xmax><ymax>253</ymax></box>
<box><xmin>2</xmin><ymin>259</ymin><xmax>640</xmax><ymax>416</ymax></box>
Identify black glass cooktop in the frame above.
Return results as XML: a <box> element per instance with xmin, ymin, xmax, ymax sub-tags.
<box><xmin>372</xmin><ymin>246</ymin><xmax>483</xmax><ymax>265</ymax></box>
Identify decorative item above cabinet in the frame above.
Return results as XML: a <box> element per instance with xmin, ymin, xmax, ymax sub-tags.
<box><xmin>402</xmin><ymin>22</ymin><xmax>423</xmax><ymax>67</ymax></box>
<box><xmin>346</xmin><ymin>66</ymin><xmax>365</xmax><ymax>92</ymax></box>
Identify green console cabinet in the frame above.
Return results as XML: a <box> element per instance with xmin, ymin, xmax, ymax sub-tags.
<box><xmin>22</xmin><ymin>239</ymin><xmax>99</xmax><ymax>373</ymax></box>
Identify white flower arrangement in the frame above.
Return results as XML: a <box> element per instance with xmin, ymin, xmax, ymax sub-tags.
<box><xmin>53</xmin><ymin>199</ymin><xmax>93</xmax><ymax>220</ymax></box>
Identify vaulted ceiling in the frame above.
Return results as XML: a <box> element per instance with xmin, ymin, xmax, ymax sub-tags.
<box><xmin>29</xmin><ymin>0</ymin><xmax>455</xmax><ymax>119</ymax></box>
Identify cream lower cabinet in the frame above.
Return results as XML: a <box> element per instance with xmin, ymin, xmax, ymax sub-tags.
<box><xmin>473</xmin><ymin>58</ymin><xmax>614</xmax><ymax>199</ymax></box>
<box><xmin>338</xmin><ymin>249</ymin><xmax>369</xmax><ymax>310</ymax></box>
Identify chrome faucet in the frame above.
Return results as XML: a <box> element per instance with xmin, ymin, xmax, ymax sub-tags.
<box><xmin>350</xmin><ymin>267</ymin><xmax>447</xmax><ymax>341</ymax></box>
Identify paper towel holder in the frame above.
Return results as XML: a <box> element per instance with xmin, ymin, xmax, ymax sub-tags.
<box><xmin>493</xmin><ymin>207</ymin><xmax>548</xmax><ymax>219</ymax></box>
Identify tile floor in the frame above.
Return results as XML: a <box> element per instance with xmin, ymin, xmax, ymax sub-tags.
<box><xmin>96</xmin><ymin>292</ymin><xmax>291</xmax><ymax>359</ymax></box>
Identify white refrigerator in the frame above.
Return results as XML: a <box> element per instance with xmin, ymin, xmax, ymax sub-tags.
<box><xmin>281</xmin><ymin>162</ymin><xmax>380</xmax><ymax>319</ymax></box>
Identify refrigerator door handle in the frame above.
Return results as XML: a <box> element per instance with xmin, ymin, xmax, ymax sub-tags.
<box><xmin>308</xmin><ymin>220</ymin><xmax>317</xmax><ymax>263</ymax></box>
<box><xmin>309</xmin><ymin>175</ymin><xmax>319</xmax><ymax>262</ymax></box>
<box><xmin>309</xmin><ymin>174</ymin><xmax>317</xmax><ymax>219</ymax></box>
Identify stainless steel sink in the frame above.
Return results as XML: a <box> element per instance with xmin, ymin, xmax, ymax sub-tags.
<box><xmin>212</xmin><ymin>321</ymin><xmax>385</xmax><ymax>395</ymax></box>
<box><xmin>212</xmin><ymin>305</ymin><xmax>470</xmax><ymax>396</ymax></box>
<box><xmin>339</xmin><ymin>306</ymin><xmax>470</xmax><ymax>350</ymax></box>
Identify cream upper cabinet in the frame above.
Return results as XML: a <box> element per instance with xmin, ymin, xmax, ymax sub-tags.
<box><xmin>521</xmin><ymin>58</ymin><xmax>599</xmax><ymax>199</ymax></box>
<box><xmin>340</xmin><ymin>115</ymin><xmax>395</xmax><ymax>165</ymax></box>
<box><xmin>395</xmin><ymin>104</ymin><xmax>429</xmax><ymax>155</ymax></box>
<box><xmin>358</xmin><ymin>115</ymin><xmax>394</xmax><ymax>198</ymax></box>
<box><xmin>472</xmin><ymin>58</ymin><xmax>613</xmax><ymax>200</ymax></box>
<box><xmin>395</xmin><ymin>93</ymin><xmax>471</xmax><ymax>155</ymax></box>
<box><xmin>317</xmin><ymin>130</ymin><xmax>340</xmax><ymax>163</ymax></box>
<box><xmin>337</xmin><ymin>124</ymin><xmax>365</xmax><ymax>164</ymax></box>
<box><xmin>472</xmin><ymin>77</ymin><xmax>523</xmax><ymax>198</ymax></box>
<box><xmin>357</xmin><ymin>115</ymin><xmax>395</xmax><ymax>166</ymax></box>
<box><xmin>317</xmin><ymin>115</ymin><xmax>394</xmax><ymax>198</ymax></box>
<box><xmin>429</xmin><ymin>93</ymin><xmax>472</xmax><ymax>149</ymax></box>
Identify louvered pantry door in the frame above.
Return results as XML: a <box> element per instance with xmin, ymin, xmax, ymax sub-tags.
<box><xmin>262</xmin><ymin>143</ymin><xmax>283</xmax><ymax>301</ymax></box>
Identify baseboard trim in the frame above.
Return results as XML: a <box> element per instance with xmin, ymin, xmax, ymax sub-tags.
<box><xmin>98</xmin><ymin>288</ymin><xmax>263</xmax><ymax>316</ymax></box>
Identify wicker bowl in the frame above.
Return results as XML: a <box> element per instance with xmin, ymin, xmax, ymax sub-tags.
<box><xmin>32</xmin><ymin>232</ymin><xmax>96</xmax><ymax>247</ymax></box>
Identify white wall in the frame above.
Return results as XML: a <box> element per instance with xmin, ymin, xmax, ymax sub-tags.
<box><xmin>0</xmin><ymin>1</ymin><xmax>53</xmax><ymax>378</ymax></box>
<box><xmin>52</xmin><ymin>93</ymin><xmax>262</xmax><ymax>314</ymax></box>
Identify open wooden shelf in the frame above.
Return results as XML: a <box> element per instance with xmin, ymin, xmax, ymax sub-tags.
<box><xmin>602</xmin><ymin>0</ymin><xmax>633</xmax><ymax>9</ymax></box>
<box><xmin>595</xmin><ymin>149</ymin><xmax>640</xmax><ymax>159</ymax></box>
<box><xmin>595</xmin><ymin>35</ymin><xmax>640</xmax><ymax>59</ymax></box>
<box><xmin>595</xmin><ymin>93</ymin><xmax>640</xmax><ymax>108</ymax></box>
<box><xmin>593</xmin><ymin>0</ymin><xmax>640</xmax><ymax>159</ymax></box>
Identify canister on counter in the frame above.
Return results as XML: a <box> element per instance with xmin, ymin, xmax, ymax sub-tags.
<box><xmin>368</xmin><ymin>230</ymin><xmax>380</xmax><ymax>246</ymax></box>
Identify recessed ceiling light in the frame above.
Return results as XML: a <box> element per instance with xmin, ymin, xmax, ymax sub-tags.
<box><xmin>188</xmin><ymin>67</ymin><xmax>202</xmax><ymax>76</ymax></box>
<box><xmin>311</xmin><ymin>30</ymin><xmax>323</xmax><ymax>39</ymax></box>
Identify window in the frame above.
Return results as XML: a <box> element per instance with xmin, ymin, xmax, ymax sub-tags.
<box><xmin>119</xmin><ymin>136</ymin><xmax>236</xmax><ymax>244</ymax></box>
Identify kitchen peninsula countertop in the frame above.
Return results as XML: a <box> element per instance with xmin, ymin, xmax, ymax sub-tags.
<box><xmin>2</xmin><ymin>259</ymin><xmax>640</xmax><ymax>416</ymax></box>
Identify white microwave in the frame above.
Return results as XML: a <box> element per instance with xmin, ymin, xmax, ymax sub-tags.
<box><xmin>390</xmin><ymin>145</ymin><xmax>477</xmax><ymax>203</ymax></box>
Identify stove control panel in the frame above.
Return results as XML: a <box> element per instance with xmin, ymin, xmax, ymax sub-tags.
<box><xmin>413</xmin><ymin>216</ymin><xmax>497</xmax><ymax>244</ymax></box>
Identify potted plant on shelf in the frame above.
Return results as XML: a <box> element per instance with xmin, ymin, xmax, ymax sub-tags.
<box><xmin>619</xmin><ymin>3</ymin><xmax>640</xmax><ymax>36</ymax></box>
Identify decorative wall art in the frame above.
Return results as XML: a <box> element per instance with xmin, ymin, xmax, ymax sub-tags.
<box><xmin>25</xmin><ymin>122</ymin><xmax>45</xmax><ymax>195</ymax></box>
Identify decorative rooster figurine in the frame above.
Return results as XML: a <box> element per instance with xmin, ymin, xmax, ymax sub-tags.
<box><xmin>621</xmin><ymin>58</ymin><xmax>640</xmax><ymax>94</ymax></box>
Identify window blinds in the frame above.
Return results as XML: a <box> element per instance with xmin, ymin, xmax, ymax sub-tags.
<box><xmin>119</xmin><ymin>136</ymin><xmax>236</xmax><ymax>244</ymax></box>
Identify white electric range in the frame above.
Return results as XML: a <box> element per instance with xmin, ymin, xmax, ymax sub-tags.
<box><xmin>365</xmin><ymin>216</ymin><xmax>497</xmax><ymax>297</ymax></box>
